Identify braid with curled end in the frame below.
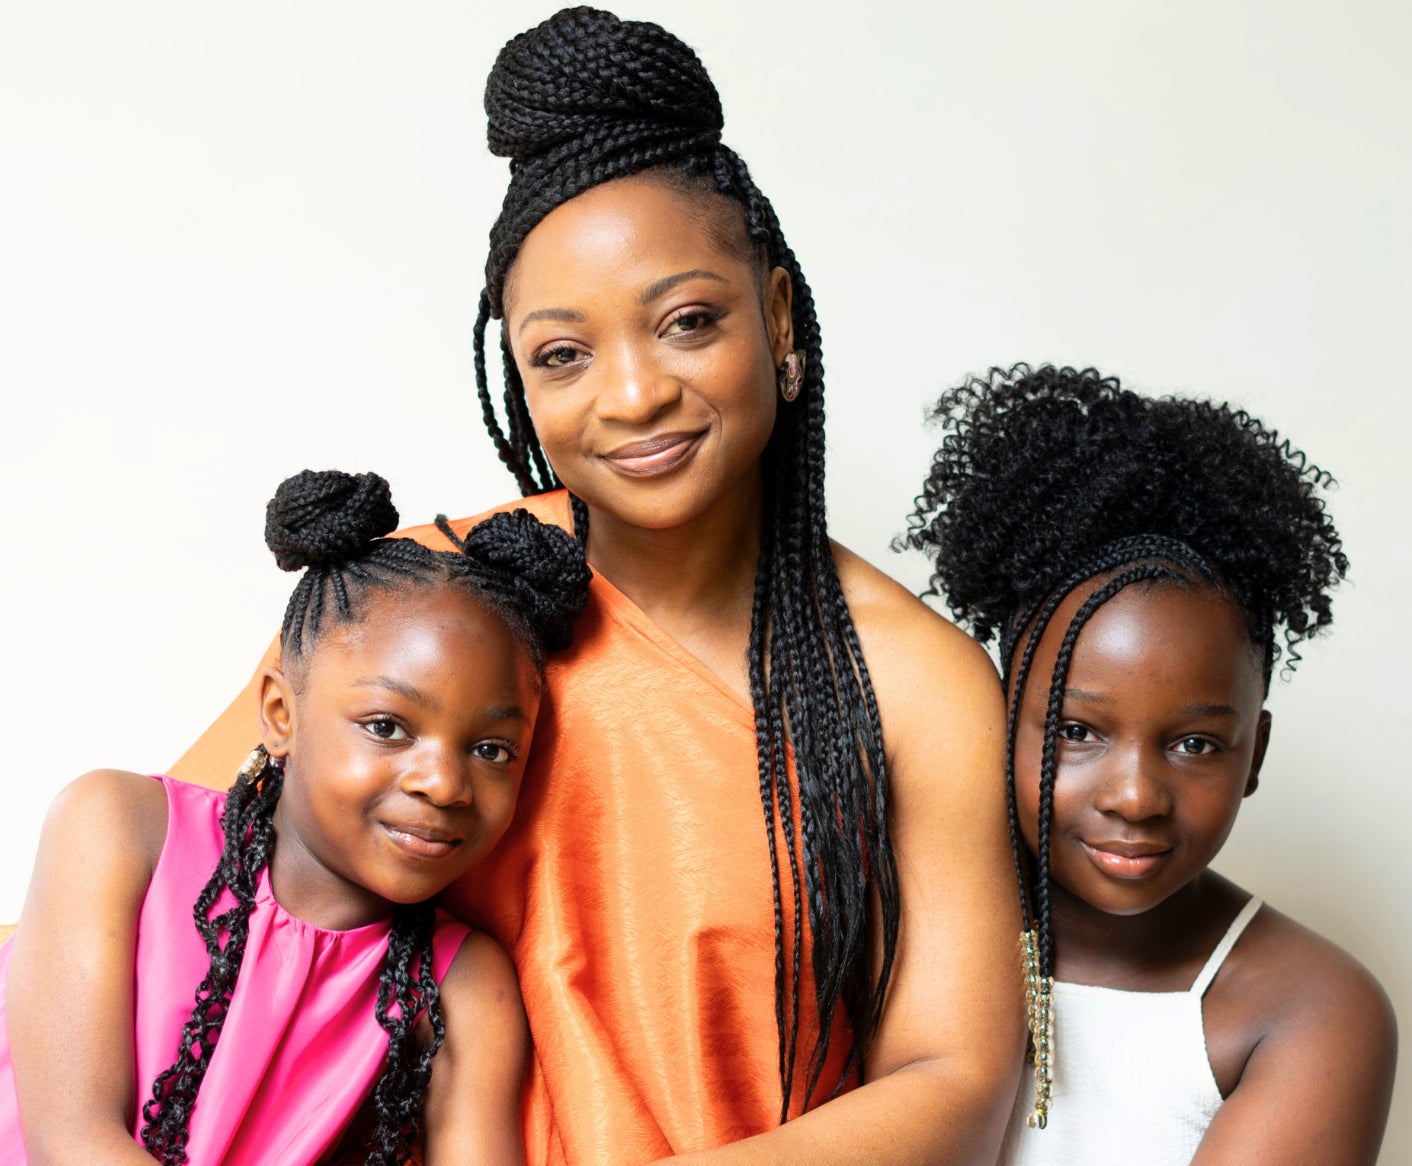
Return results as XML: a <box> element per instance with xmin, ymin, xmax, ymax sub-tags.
<box><xmin>140</xmin><ymin>754</ymin><xmax>281</xmax><ymax>1163</ymax></box>
<box><xmin>474</xmin><ymin>7</ymin><xmax>898</xmax><ymax>1116</ymax></box>
<box><xmin>900</xmin><ymin>362</ymin><xmax>1347</xmax><ymax>1122</ymax></box>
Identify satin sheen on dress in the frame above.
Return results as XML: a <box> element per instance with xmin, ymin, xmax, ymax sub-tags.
<box><xmin>0</xmin><ymin>776</ymin><xmax>469</xmax><ymax>1165</ymax></box>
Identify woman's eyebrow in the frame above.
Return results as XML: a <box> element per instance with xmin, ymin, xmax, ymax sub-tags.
<box><xmin>639</xmin><ymin>269</ymin><xmax>725</xmax><ymax>304</ymax></box>
<box><xmin>518</xmin><ymin>307</ymin><xmax>587</xmax><ymax>333</ymax></box>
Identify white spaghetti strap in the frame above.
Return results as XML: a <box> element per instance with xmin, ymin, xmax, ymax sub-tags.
<box><xmin>1190</xmin><ymin>896</ymin><xmax>1263</xmax><ymax>997</ymax></box>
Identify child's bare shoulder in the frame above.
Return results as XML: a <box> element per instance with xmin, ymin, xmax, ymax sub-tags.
<box><xmin>1206</xmin><ymin>893</ymin><xmax>1396</xmax><ymax>1104</ymax></box>
<box><xmin>1228</xmin><ymin>902</ymin><xmax>1395</xmax><ymax>1038</ymax></box>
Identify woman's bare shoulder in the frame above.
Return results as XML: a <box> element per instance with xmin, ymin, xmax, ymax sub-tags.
<box><xmin>832</xmin><ymin>543</ymin><xmax>1001</xmax><ymax>702</ymax></box>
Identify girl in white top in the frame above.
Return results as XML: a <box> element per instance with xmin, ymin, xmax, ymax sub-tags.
<box><xmin>903</xmin><ymin>364</ymin><xmax>1397</xmax><ymax>1164</ymax></box>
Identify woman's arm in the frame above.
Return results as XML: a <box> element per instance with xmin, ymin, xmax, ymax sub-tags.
<box><xmin>8</xmin><ymin>769</ymin><xmax>168</xmax><ymax>1164</ymax></box>
<box><xmin>422</xmin><ymin>931</ymin><xmax>530</xmax><ymax>1166</ymax></box>
<box><xmin>657</xmin><ymin>557</ymin><xmax>1026</xmax><ymax>1166</ymax></box>
<box><xmin>1191</xmin><ymin>930</ymin><xmax>1397</xmax><ymax>1165</ymax></box>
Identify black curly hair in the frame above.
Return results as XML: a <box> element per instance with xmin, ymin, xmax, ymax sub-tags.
<box><xmin>900</xmin><ymin>362</ymin><xmax>1348</xmax><ymax>1125</ymax></box>
<box><xmin>139</xmin><ymin>468</ymin><xmax>590</xmax><ymax>1166</ymax></box>
<box><xmin>470</xmin><ymin>7</ymin><xmax>899</xmax><ymax>1116</ymax></box>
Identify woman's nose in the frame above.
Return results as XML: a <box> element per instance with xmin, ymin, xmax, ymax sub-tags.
<box><xmin>1092</xmin><ymin>747</ymin><xmax>1173</xmax><ymax>821</ymax></box>
<box><xmin>594</xmin><ymin>344</ymin><xmax>683</xmax><ymax>424</ymax></box>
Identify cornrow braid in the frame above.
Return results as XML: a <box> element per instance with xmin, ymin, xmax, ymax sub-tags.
<box><xmin>904</xmin><ymin>362</ymin><xmax>1349</xmax><ymax>1127</ymax></box>
<box><xmin>475</xmin><ymin>8</ymin><xmax>899</xmax><ymax>1115</ymax></box>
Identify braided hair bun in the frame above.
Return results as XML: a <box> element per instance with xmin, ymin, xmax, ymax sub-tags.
<box><xmin>483</xmin><ymin>7</ymin><xmax>726</xmax><ymax>305</ymax></box>
<box><xmin>486</xmin><ymin>6</ymin><xmax>722</xmax><ymax>165</ymax></box>
<box><xmin>437</xmin><ymin>509</ymin><xmax>591</xmax><ymax>658</ymax></box>
<box><xmin>264</xmin><ymin>469</ymin><xmax>400</xmax><ymax>572</ymax></box>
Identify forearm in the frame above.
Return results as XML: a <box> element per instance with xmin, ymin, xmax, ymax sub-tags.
<box><xmin>651</xmin><ymin>1055</ymin><xmax>1019</xmax><ymax>1166</ymax></box>
<box><xmin>25</xmin><ymin>1127</ymin><xmax>158</xmax><ymax>1166</ymax></box>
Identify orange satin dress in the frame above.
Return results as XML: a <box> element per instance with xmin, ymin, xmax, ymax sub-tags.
<box><xmin>172</xmin><ymin>490</ymin><xmax>852</xmax><ymax>1165</ymax></box>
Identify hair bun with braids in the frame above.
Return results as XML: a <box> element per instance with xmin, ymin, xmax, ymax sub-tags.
<box><xmin>443</xmin><ymin>509</ymin><xmax>592</xmax><ymax>653</ymax></box>
<box><xmin>264</xmin><ymin>469</ymin><xmax>401</xmax><ymax>573</ymax></box>
<box><xmin>485</xmin><ymin>6</ymin><xmax>723</xmax><ymax>167</ymax></box>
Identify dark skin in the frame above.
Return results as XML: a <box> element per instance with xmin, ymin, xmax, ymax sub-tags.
<box><xmin>504</xmin><ymin>174</ymin><xmax>1024</xmax><ymax>1165</ymax></box>
<box><xmin>1014</xmin><ymin>578</ymin><xmax>1397</xmax><ymax>1163</ymax></box>
<box><xmin>8</xmin><ymin>586</ymin><xmax>532</xmax><ymax>1165</ymax></box>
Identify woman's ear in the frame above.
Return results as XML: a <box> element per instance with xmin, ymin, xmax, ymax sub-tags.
<box><xmin>257</xmin><ymin>665</ymin><xmax>296</xmax><ymax>762</ymax></box>
<box><xmin>1245</xmin><ymin>709</ymin><xmax>1273</xmax><ymax>797</ymax></box>
<box><xmin>765</xmin><ymin>266</ymin><xmax>794</xmax><ymax>366</ymax></box>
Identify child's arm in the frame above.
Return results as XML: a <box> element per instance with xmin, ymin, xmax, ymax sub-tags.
<box><xmin>7</xmin><ymin>770</ymin><xmax>168</xmax><ymax>1163</ymax></box>
<box><xmin>421</xmin><ymin>930</ymin><xmax>529</xmax><ymax>1166</ymax></box>
<box><xmin>1191</xmin><ymin>924</ymin><xmax>1397</xmax><ymax>1166</ymax></box>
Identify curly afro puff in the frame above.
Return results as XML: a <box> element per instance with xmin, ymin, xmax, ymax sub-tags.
<box><xmin>901</xmin><ymin>363</ymin><xmax>1348</xmax><ymax>678</ymax></box>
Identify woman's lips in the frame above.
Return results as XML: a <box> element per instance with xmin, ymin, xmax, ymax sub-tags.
<box><xmin>1081</xmin><ymin>840</ymin><xmax>1172</xmax><ymax>878</ymax></box>
<box><xmin>381</xmin><ymin>823</ymin><xmax>461</xmax><ymax>860</ymax></box>
<box><xmin>601</xmin><ymin>431</ymin><xmax>705</xmax><ymax>477</ymax></box>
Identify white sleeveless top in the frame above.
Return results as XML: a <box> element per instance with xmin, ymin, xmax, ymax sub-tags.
<box><xmin>999</xmin><ymin>897</ymin><xmax>1263</xmax><ymax>1166</ymax></box>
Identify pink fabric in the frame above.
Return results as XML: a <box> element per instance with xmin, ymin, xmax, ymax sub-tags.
<box><xmin>0</xmin><ymin>775</ymin><xmax>470</xmax><ymax>1165</ymax></box>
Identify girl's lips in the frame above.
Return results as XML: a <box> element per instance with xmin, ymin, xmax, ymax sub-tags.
<box><xmin>1081</xmin><ymin>840</ymin><xmax>1172</xmax><ymax>878</ymax></box>
<box><xmin>601</xmin><ymin>431</ymin><xmax>704</xmax><ymax>477</ymax></box>
<box><xmin>381</xmin><ymin>823</ymin><xmax>461</xmax><ymax>860</ymax></box>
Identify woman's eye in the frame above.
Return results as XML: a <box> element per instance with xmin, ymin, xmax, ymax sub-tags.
<box><xmin>472</xmin><ymin>741</ymin><xmax>514</xmax><ymax>764</ymax></box>
<box><xmin>365</xmin><ymin>719</ymin><xmax>408</xmax><ymax>741</ymax></box>
<box><xmin>530</xmin><ymin>344</ymin><xmax>586</xmax><ymax>369</ymax></box>
<box><xmin>662</xmin><ymin>308</ymin><xmax>721</xmax><ymax>337</ymax></box>
<box><xmin>1059</xmin><ymin>723</ymin><xmax>1093</xmax><ymax>743</ymax></box>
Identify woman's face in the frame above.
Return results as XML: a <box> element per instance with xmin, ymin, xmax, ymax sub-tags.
<box><xmin>262</xmin><ymin>585</ymin><xmax>540</xmax><ymax>927</ymax></box>
<box><xmin>1013</xmin><ymin>580</ymin><xmax>1271</xmax><ymax>918</ymax></box>
<box><xmin>503</xmin><ymin>175</ymin><xmax>793</xmax><ymax>534</ymax></box>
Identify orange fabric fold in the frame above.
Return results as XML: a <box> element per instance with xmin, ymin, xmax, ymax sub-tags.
<box><xmin>171</xmin><ymin>490</ymin><xmax>851</xmax><ymax>1164</ymax></box>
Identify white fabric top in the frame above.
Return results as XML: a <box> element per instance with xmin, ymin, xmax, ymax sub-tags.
<box><xmin>999</xmin><ymin>896</ymin><xmax>1263</xmax><ymax>1166</ymax></box>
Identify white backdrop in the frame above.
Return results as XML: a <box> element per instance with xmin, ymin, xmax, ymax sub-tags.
<box><xmin>2</xmin><ymin>0</ymin><xmax>1408</xmax><ymax>1156</ymax></box>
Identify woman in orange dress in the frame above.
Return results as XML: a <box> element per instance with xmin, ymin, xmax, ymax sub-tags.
<box><xmin>171</xmin><ymin>8</ymin><xmax>1023</xmax><ymax>1163</ymax></box>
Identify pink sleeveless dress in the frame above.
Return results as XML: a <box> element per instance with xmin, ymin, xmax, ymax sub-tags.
<box><xmin>0</xmin><ymin>775</ymin><xmax>471</xmax><ymax>1165</ymax></box>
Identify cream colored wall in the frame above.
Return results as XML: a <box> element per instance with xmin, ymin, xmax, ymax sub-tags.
<box><xmin>2</xmin><ymin>0</ymin><xmax>1406</xmax><ymax>1156</ymax></box>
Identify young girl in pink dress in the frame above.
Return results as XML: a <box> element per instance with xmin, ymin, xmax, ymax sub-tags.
<box><xmin>0</xmin><ymin>468</ymin><xmax>589</xmax><ymax>1165</ymax></box>
<box><xmin>904</xmin><ymin>365</ymin><xmax>1397</xmax><ymax>1164</ymax></box>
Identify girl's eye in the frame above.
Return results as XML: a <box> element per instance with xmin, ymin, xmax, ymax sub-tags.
<box><xmin>1175</xmin><ymin>736</ymin><xmax>1217</xmax><ymax>755</ymax></box>
<box><xmin>364</xmin><ymin>719</ymin><xmax>408</xmax><ymax>742</ymax></box>
<box><xmin>662</xmin><ymin>307</ymin><xmax>722</xmax><ymax>337</ymax></box>
<box><xmin>1058</xmin><ymin>722</ymin><xmax>1094</xmax><ymax>744</ymax></box>
<box><xmin>530</xmin><ymin>344</ymin><xmax>587</xmax><ymax>369</ymax></box>
<box><xmin>472</xmin><ymin>741</ymin><xmax>515</xmax><ymax>764</ymax></box>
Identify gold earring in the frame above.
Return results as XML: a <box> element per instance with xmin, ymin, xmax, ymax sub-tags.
<box><xmin>777</xmin><ymin>350</ymin><xmax>806</xmax><ymax>402</ymax></box>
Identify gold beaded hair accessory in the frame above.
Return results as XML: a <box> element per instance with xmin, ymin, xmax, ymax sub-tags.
<box><xmin>1021</xmin><ymin>928</ymin><xmax>1054</xmax><ymax>1129</ymax></box>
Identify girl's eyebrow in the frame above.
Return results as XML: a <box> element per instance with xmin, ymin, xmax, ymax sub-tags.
<box><xmin>1056</xmin><ymin>686</ymin><xmax>1241</xmax><ymax>719</ymax></box>
<box><xmin>354</xmin><ymin>675</ymin><xmax>439</xmax><ymax>711</ymax></box>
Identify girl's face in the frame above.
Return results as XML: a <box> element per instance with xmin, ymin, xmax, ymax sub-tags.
<box><xmin>260</xmin><ymin>585</ymin><xmax>540</xmax><ymax>928</ymax></box>
<box><xmin>504</xmin><ymin>175</ymin><xmax>794</xmax><ymax>534</ymax></box>
<box><xmin>1013</xmin><ymin>581</ymin><xmax>1271</xmax><ymax>918</ymax></box>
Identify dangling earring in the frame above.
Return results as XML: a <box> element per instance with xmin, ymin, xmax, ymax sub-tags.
<box><xmin>777</xmin><ymin>350</ymin><xmax>806</xmax><ymax>402</ymax></box>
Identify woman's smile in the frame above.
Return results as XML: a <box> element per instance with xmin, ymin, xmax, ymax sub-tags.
<box><xmin>600</xmin><ymin>430</ymin><xmax>707</xmax><ymax>477</ymax></box>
